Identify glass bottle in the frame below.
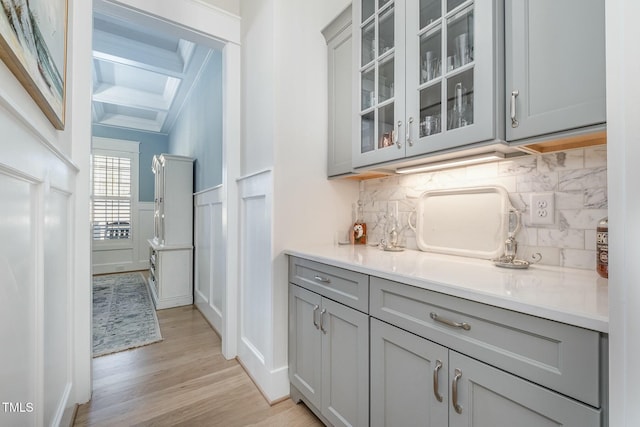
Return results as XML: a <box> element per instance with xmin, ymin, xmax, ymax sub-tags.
<box><xmin>596</xmin><ymin>217</ymin><xmax>608</xmax><ymax>278</ymax></box>
<box><xmin>353</xmin><ymin>200</ymin><xmax>367</xmax><ymax>245</ymax></box>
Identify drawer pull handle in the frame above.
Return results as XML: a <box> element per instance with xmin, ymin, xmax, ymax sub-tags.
<box><xmin>312</xmin><ymin>305</ymin><xmax>319</xmax><ymax>330</ymax></box>
<box><xmin>320</xmin><ymin>309</ymin><xmax>327</xmax><ymax>334</ymax></box>
<box><xmin>314</xmin><ymin>275</ymin><xmax>331</xmax><ymax>284</ymax></box>
<box><xmin>452</xmin><ymin>368</ymin><xmax>463</xmax><ymax>414</ymax></box>
<box><xmin>433</xmin><ymin>359</ymin><xmax>443</xmax><ymax>402</ymax></box>
<box><xmin>430</xmin><ymin>312</ymin><xmax>471</xmax><ymax>331</ymax></box>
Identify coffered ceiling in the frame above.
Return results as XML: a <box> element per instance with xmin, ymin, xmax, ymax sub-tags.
<box><xmin>92</xmin><ymin>10</ymin><xmax>212</xmax><ymax>134</ymax></box>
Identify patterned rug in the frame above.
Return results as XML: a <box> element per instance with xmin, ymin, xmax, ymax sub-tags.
<box><xmin>92</xmin><ymin>272</ymin><xmax>162</xmax><ymax>357</ymax></box>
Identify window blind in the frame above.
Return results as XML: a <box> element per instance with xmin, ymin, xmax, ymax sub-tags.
<box><xmin>92</xmin><ymin>154</ymin><xmax>132</xmax><ymax>240</ymax></box>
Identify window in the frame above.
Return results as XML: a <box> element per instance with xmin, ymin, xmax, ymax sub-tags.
<box><xmin>92</xmin><ymin>154</ymin><xmax>132</xmax><ymax>240</ymax></box>
<box><xmin>91</xmin><ymin>138</ymin><xmax>139</xmax><ymax>246</ymax></box>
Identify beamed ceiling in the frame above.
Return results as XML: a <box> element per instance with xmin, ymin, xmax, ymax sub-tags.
<box><xmin>92</xmin><ymin>10</ymin><xmax>212</xmax><ymax>134</ymax></box>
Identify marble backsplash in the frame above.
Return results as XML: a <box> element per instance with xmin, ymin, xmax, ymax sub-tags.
<box><xmin>359</xmin><ymin>145</ymin><xmax>608</xmax><ymax>270</ymax></box>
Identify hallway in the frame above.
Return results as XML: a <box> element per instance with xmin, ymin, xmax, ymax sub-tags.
<box><xmin>74</xmin><ymin>306</ymin><xmax>322</xmax><ymax>426</ymax></box>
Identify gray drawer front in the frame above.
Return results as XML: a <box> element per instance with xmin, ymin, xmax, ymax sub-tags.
<box><xmin>289</xmin><ymin>257</ymin><xmax>369</xmax><ymax>313</ymax></box>
<box><xmin>370</xmin><ymin>277</ymin><xmax>601</xmax><ymax>407</ymax></box>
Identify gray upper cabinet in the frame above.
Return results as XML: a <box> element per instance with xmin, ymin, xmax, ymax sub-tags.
<box><xmin>352</xmin><ymin>0</ymin><xmax>504</xmax><ymax>169</ymax></box>
<box><xmin>506</xmin><ymin>0</ymin><xmax>606</xmax><ymax>142</ymax></box>
<box><xmin>323</xmin><ymin>6</ymin><xmax>355</xmax><ymax>177</ymax></box>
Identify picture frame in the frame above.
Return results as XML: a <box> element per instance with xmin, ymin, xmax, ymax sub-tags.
<box><xmin>0</xmin><ymin>0</ymin><xmax>68</xmax><ymax>130</ymax></box>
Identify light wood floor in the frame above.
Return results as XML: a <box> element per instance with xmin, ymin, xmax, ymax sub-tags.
<box><xmin>74</xmin><ymin>305</ymin><xmax>323</xmax><ymax>427</ymax></box>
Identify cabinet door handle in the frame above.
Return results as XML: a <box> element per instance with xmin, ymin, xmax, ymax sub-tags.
<box><xmin>313</xmin><ymin>275</ymin><xmax>331</xmax><ymax>284</ymax></box>
<box><xmin>395</xmin><ymin>120</ymin><xmax>403</xmax><ymax>148</ymax></box>
<box><xmin>406</xmin><ymin>116</ymin><xmax>414</xmax><ymax>146</ymax></box>
<box><xmin>452</xmin><ymin>368</ymin><xmax>463</xmax><ymax>414</ymax></box>
<box><xmin>433</xmin><ymin>359</ymin><xmax>444</xmax><ymax>402</ymax></box>
<box><xmin>312</xmin><ymin>305</ymin><xmax>319</xmax><ymax>329</ymax></box>
<box><xmin>510</xmin><ymin>90</ymin><xmax>519</xmax><ymax>128</ymax></box>
<box><xmin>320</xmin><ymin>308</ymin><xmax>327</xmax><ymax>334</ymax></box>
<box><xmin>430</xmin><ymin>312</ymin><xmax>471</xmax><ymax>331</ymax></box>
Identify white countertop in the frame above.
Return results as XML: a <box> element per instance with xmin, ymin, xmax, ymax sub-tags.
<box><xmin>285</xmin><ymin>244</ymin><xmax>609</xmax><ymax>333</ymax></box>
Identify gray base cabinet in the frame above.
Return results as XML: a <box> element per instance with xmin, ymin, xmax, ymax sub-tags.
<box><xmin>371</xmin><ymin>319</ymin><xmax>600</xmax><ymax>427</ymax></box>
<box><xmin>289</xmin><ymin>284</ymin><xmax>369</xmax><ymax>427</ymax></box>
<box><xmin>288</xmin><ymin>256</ymin><xmax>606</xmax><ymax>427</ymax></box>
<box><xmin>450</xmin><ymin>351</ymin><xmax>600</xmax><ymax>427</ymax></box>
<box><xmin>370</xmin><ymin>318</ymin><xmax>448</xmax><ymax>427</ymax></box>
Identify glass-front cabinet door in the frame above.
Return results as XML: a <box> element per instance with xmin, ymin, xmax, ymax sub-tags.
<box><xmin>405</xmin><ymin>0</ymin><xmax>500</xmax><ymax>157</ymax></box>
<box><xmin>352</xmin><ymin>0</ymin><xmax>406</xmax><ymax>168</ymax></box>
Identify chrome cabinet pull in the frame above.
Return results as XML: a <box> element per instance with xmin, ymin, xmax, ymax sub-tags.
<box><xmin>433</xmin><ymin>359</ymin><xmax>444</xmax><ymax>402</ymax></box>
<box><xmin>452</xmin><ymin>368</ymin><xmax>463</xmax><ymax>414</ymax></box>
<box><xmin>313</xmin><ymin>275</ymin><xmax>331</xmax><ymax>284</ymax></box>
<box><xmin>510</xmin><ymin>90</ymin><xmax>519</xmax><ymax>128</ymax></box>
<box><xmin>406</xmin><ymin>117</ymin><xmax>414</xmax><ymax>146</ymax></box>
<box><xmin>312</xmin><ymin>305</ymin><xmax>319</xmax><ymax>329</ymax></box>
<box><xmin>395</xmin><ymin>120</ymin><xmax>403</xmax><ymax>148</ymax></box>
<box><xmin>320</xmin><ymin>309</ymin><xmax>327</xmax><ymax>334</ymax></box>
<box><xmin>430</xmin><ymin>312</ymin><xmax>471</xmax><ymax>331</ymax></box>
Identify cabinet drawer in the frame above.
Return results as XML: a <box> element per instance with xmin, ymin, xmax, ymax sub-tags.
<box><xmin>289</xmin><ymin>257</ymin><xmax>369</xmax><ymax>313</ymax></box>
<box><xmin>370</xmin><ymin>277</ymin><xmax>601</xmax><ymax>407</ymax></box>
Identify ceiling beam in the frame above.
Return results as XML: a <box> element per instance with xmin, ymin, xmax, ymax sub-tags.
<box><xmin>93</xmin><ymin>29</ymin><xmax>187</xmax><ymax>77</ymax></box>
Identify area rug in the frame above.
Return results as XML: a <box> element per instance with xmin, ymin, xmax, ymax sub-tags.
<box><xmin>92</xmin><ymin>272</ymin><xmax>163</xmax><ymax>357</ymax></box>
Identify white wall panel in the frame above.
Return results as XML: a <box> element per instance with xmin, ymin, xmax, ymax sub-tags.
<box><xmin>43</xmin><ymin>188</ymin><xmax>71</xmax><ymax>425</ymax></box>
<box><xmin>0</xmin><ymin>170</ymin><xmax>37</xmax><ymax>426</ymax></box>
<box><xmin>236</xmin><ymin>170</ymin><xmax>288</xmax><ymax>402</ymax></box>
<box><xmin>194</xmin><ymin>186</ymin><xmax>224</xmax><ymax>335</ymax></box>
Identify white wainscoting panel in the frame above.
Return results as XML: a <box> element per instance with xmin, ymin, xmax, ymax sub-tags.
<box><xmin>194</xmin><ymin>186</ymin><xmax>225</xmax><ymax>335</ymax></box>
<box><xmin>236</xmin><ymin>169</ymin><xmax>288</xmax><ymax>402</ymax></box>
<box><xmin>0</xmin><ymin>108</ymin><xmax>76</xmax><ymax>425</ymax></box>
<box><xmin>43</xmin><ymin>188</ymin><xmax>72</xmax><ymax>425</ymax></box>
<box><xmin>0</xmin><ymin>169</ymin><xmax>38</xmax><ymax>426</ymax></box>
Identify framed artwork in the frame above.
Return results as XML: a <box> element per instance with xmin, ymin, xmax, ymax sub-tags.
<box><xmin>0</xmin><ymin>0</ymin><xmax>68</xmax><ymax>129</ymax></box>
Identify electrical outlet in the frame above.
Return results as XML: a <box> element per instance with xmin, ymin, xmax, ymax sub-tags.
<box><xmin>530</xmin><ymin>193</ymin><xmax>555</xmax><ymax>225</ymax></box>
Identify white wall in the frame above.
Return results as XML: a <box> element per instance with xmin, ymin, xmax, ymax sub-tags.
<box><xmin>239</xmin><ymin>0</ymin><xmax>360</xmax><ymax>401</ymax></box>
<box><xmin>606</xmin><ymin>0</ymin><xmax>640</xmax><ymax>425</ymax></box>
<box><xmin>240</xmin><ymin>0</ymin><xmax>276</xmax><ymax>174</ymax></box>
<box><xmin>196</xmin><ymin>0</ymin><xmax>240</xmax><ymax>16</ymax></box>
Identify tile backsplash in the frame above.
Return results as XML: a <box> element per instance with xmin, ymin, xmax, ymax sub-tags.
<box><xmin>360</xmin><ymin>145</ymin><xmax>607</xmax><ymax>270</ymax></box>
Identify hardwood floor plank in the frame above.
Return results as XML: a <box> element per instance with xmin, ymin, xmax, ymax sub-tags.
<box><xmin>75</xmin><ymin>306</ymin><xmax>322</xmax><ymax>427</ymax></box>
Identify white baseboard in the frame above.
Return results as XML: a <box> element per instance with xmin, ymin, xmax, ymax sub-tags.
<box><xmin>237</xmin><ymin>337</ymin><xmax>289</xmax><ymax>403</ymax></box>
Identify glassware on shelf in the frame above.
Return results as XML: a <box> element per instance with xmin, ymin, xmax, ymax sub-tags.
<box><xmin>420</xmin><ymin>115</ymin><xmax>441</xmax><ymax>137</ymax></box>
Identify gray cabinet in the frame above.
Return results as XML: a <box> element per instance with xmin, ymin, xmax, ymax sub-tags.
<box><xmin>289</xmin><ymin>283</ymin><xmax>369</xmax><ymax>427</ymax></box>
<box><xmin>323</xmin><ymin>6</ymin><xmax>354</xmax><ymax>177</ymax></box>
<box><xmin>371</xmin><ymin>319</ymin><xmax>600</xmax><ymax>427</ymax></box>
<box><xmin>370</xmin><ymin>318</ymin><xmax>448</xmax><ymax>427</ymax></box>
<box><xmin>449</xmin><ymin>351</ymin><xmax>600</xmax><ymax>427</ymax></box>
<box><xmin>370</xmin><ymin>276</ymin><xmax>605</xmax><ymax>426</ymax></box>
<box><xmin>506</xmin><ymin>0</ymin><xmax>606</xmax><ymax>143</ymax></box>
<box><xmin>352</xmin><ymin>0</ymin><xmax>504</xmax><ymax>168</ymax></box>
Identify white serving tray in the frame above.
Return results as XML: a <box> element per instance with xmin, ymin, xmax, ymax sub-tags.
<box><xmin>409</xmin><ymin>186</ymin><xmax>514</xmax><ymax>259</ymax></box>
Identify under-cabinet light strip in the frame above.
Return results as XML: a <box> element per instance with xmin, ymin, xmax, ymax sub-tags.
<box><xmin>395</xmin><ymin>152</ymin><xmax>505</xmax><ymax>174</ymax></box>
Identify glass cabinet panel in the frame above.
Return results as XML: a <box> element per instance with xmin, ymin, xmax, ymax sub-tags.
<box><xmin>405</xmin><ymin>0</ymin><xmax>490</xmax><ymax>157</ymax></box>
<box><xmin>446</xmin><ymin>69</ymin><xmax>474</xmax><ymax>130</ymax></box>
<box><xmin>361</xmin><ymin>21</ymin><xmax>376</xmax><ymax>66</ymax></box>
<box><xmin>446</xmin><ymin>6</ymin><xmax>474</xmax><ymax>72</ymax></box>
<box><xmin>420</xmin><ymin>0</ymin><xmax>441</xmax><ymax>28</ymax></box>
<box><xmin>419</xmin><ymin>83</ymin><xmax>442</xmax><ymax>137</ymax></box>
<box><xmin>356</xmin><ymin>0</ymin><xmax>403</xmax><ymax>162</ymax></box>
